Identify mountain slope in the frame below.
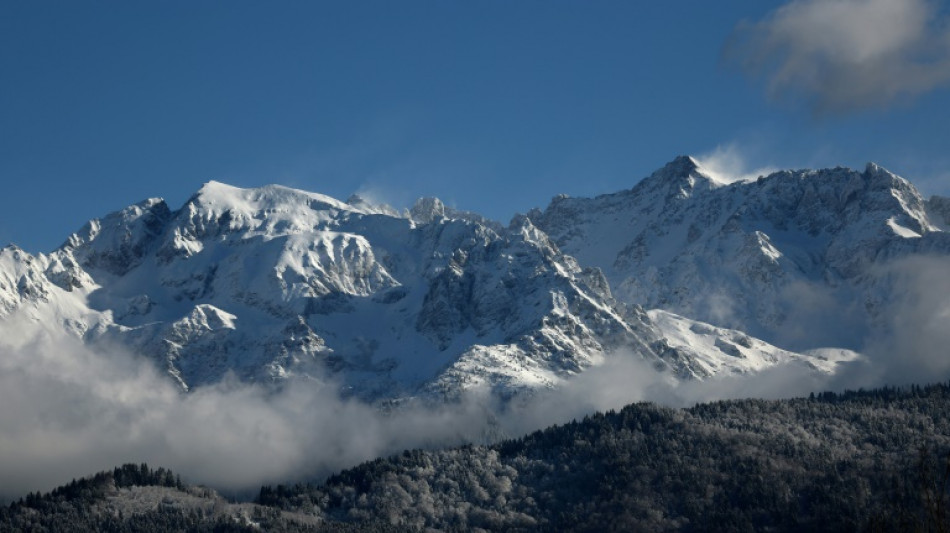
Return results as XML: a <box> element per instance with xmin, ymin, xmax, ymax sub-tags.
<box><xmin>7</xmin><ymin>385</ymin><xmax>949</xmax><ymax>532</ymax></box>
<box><xmin>3</xmin><ymin>159</ymin><xmax>909</xmax><ymax>400</ymax></box>
<box><xmin>646</xmin><ymin>309</ymin><xmax>859</xmax><ymax>379</ymax></box>
<box><xmin>0</xmin><ymin>182</ymin><xmax>677</xmax><ymax>401</ymax></box>
<box><xmin>262</xmin><ymin>384</ymin><xmax>950</xmax><ymax>531</ymax></box>
<box><xmin>531</xmin><ymin>156</ymin><xmax>950</xmax><ymax>349</ymax></box>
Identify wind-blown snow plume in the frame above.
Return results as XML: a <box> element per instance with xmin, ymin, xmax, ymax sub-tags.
<box><xmin>693</xmin><ymin>144</ymin><xmax>778</xmax><ymax>184</ymax></box>
<box><xmin>725</xmin><ymin>0</ymin><xmax>950</xmax><ymax>113</ymax></box>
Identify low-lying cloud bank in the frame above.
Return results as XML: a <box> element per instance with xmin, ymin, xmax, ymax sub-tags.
<box><xmin>0</xmin><ymin>328</ymin><xmax>825</xmax><ymax>501</ymax></box>
<box><xmin>0</xmin><ymin>321</ymin><xmax>495</xmax><ymax>500</ymax></box>
<box><xmin>1</xmin><ymin>256</ymin><xmax>948</xmax><ymax>500</ymax></box>
<box><xmin>0</xmin><ymin>323</ymin><xmax>823</xmax><ymax>501</ymax></box>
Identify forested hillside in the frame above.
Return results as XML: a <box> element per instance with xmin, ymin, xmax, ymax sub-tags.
<box><xmin>5</xmin><ymin>385</ymin><xmax>950</xmax><ymax>532</ymax></box>
<box><xmin>262</xmin><ymin>385</ymin><xmax>950</xmax><ymax>531</ymax></box>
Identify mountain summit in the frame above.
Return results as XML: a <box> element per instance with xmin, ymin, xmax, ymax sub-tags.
<box><xmin>532</xmin><ymin>157</ymin><xmax>949</xmax><ymax>349</ymax></box>
<box><xmin>0</xmin><ymin>181</ymin><xmax>675</xmax><ymax>400</ymax></box>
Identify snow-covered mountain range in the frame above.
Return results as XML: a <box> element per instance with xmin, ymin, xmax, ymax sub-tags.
<box><xmin>5</xmin><ymin>155</ymin><xmax>943</xmax><ymax>400</ymax></box>
<box><xmin>0</xmin><ymin>182</ymin><xmax>662</xmax><ymax>400</ymax></box>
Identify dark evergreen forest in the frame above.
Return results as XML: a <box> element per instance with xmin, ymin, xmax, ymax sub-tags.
<box><xmin>4</xmin><ymin>384</ymin><xmax>950</xmax><ymax>532</ymax></box>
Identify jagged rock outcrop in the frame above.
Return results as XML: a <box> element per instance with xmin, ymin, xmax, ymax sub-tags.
<box><xmin>0</xmin><ymin>182</ymin><xmax>679</xmax><ymax>401</ymax></box>
<box><xmin>532</xmin><ymin>156</ymin><xmax>950</xmax><ymax>349</ymax></box>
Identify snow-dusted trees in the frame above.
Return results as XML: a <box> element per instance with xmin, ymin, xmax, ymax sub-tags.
<box><xmin>262</xmin><ymin>384</ymin><xmax>950</xmax><ymax>531</ymax></box>
<box><xmin>7</xmin><ymin>385</ymin><xmax>950</xmax><ymax>531</ymax></box>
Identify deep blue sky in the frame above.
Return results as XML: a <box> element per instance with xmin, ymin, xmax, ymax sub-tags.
<box><xmin>2</xmin><ymin>1</ymin><xmax>949</xmax><ymax>252</ymax></box>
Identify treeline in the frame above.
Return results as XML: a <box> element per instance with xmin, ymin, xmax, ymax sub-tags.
<box><xmin>0</xmin><ymin>464</ymin><xmax>246</xmax><ymax>533</ymax></box>
<box><xmin>260</xmin><ymin>383</ymin><xmax>950</xmax><ymax>531</ymax></box>
<box><xmin>5</xmin><ymin>384</ymin><xmax>950</xmax><ymax>531</ymax></box>
<box><xmin>8</xmin><ymin>464</ymin><xmax>182</xmax><ymax>517</ymax></box>
<box><xmin>0</xmin><ymin>463</ymin><xmax>415</xmax><ymax>532</ymax></box>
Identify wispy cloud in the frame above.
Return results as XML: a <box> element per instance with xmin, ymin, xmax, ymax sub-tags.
<box><xmin>725</xmin><ymin>0</ymin><xmax>950</xmax><ymax>114</ymax></box>
<box><xmin>856</xmin><ymin>256</ymin><xmax>950</xmax><ymax>385</ymax></box>
<box><xmin>499</xmin><ymin>349</ymin><xmax>835</xmax><ymax>438</ymax></box>
<box><xmin>0</xmin><ymin>314</ymin><xmax>838</xmax><ymax>501</ymax></box>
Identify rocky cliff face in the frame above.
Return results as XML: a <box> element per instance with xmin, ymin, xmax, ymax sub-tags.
<box><xmin>6</xmin><ymin>155</ymin><xmax>924</xmax><ymax>401</ymax></box>
<box><xmin>0</xmin><ymin>182</ymin><xmax>678</xmax><ymax>401</ymax></box>
<box><xmin>532</xmin><ymin>156</ymin><xmax>950</xmax><ymax>350</ymax></box>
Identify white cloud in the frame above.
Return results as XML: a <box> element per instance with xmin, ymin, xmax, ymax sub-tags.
<box><xmin>0</xmin><ymin>314</ymin><xmax>839</xmax><ymax>501</ymax></box>
<box><xmin>0</xmin><ymin>319</ymin><xmax>498</xmax><ymax>500</ymax></box>
<box><xmin>859</xmin><ymin>256</ymin><xmax>950</xmax><ymax>385</ymax></box>
<box><xmin>725</xmin><ymin>0</ymin><xmax>950</xmax><ymax>113</ymax></box>
<box><xmin>497</xmin><ymin>349</ymin><xmax>836</xmax><ymax>438</ymax></box>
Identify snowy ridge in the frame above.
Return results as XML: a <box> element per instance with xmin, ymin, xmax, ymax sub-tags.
<box><xmin>648</xmin><ymin>309</ymin><xmax>859</xmax><ymax>379</ymax></box>
<box><xmin>0</xmin><ymin>182</ymin><xmax>677</xmax><ymax>401</ymax></box>
<box><xmin>0</xmin><ymin>161</ymin><xmax>898</xmax><ymax>401</ymax></box>
<box><xmin>532</xmin><ymin>156</ymin><xmax>950</xmax><ymax>350</ymax></box>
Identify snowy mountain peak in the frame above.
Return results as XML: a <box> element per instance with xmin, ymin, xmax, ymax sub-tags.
<box><xmin>635</xmin><ymin>155</ymin><xmax>727</xmax><ymax>199</ymax></box>
<box><xmin>192</xmin><ymin>180</ymin><xmax>367</xmax><ymax>219</ymax></box>
<box><xmin>861</xmin><ymin>162</ymin><xmax>916</xmax><ymax>194</ymax></box>
<box><xmin>410</xmin><ymin>197</ymin><xmax>446</xmax><ymax>224</ymax></box>
<box><xmin>655</xmin><ymin>155</ymin><xmax>703</xmax><ymax>181</ymax></box>
<box><xmin>534</xmin><ymin>159</ymin><xmax>950</xmax><ymax>351</ymax></box>
<box><xmin>663</xmin><ymin>154</ymin><xmax>702</xmax><ymax>173</ymax></box>
<box><xmin>344</xmin><ymin>194</ymin><xmax>403</xmax><ymax>217</ymax></box>
<box><xmin>864</xmin><ymin>161</ymin><xmax>896</xmax><ymax>179</ymax></box>
<box><xmin>147</xmin><ymin>182</ymin><xmax>402</xmax><ymax>266</ymax></box>
<box><xmin>410</xmin><ymin>197</ymin><xmax>501</xmax><ymax>229</ymax></box>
